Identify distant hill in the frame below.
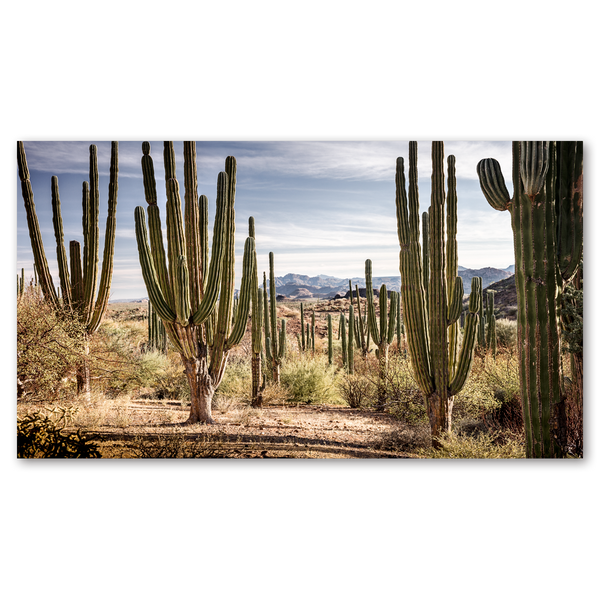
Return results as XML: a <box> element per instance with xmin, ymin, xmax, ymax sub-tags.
<box><xmin>270</xmin><ymin>267</ymin><xmax>513</xmax><ymax>300</ymax></box>
<box><xmin>457</xmin><ymin>266</ymin><xmax>513</xmax><ymax>294</ymax></box>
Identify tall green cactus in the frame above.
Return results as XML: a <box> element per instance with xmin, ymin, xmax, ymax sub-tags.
<box><xmin>300</xmin><ymin>302</ymin><xmax>306</xmax><ymax>351</ymax></box>
<box><xmin>477</xmin><ymin>141</ymin><xmax>583</xmax><ymax>457</ymax></box>
<box><xmin>148</xmin><ymin>300</ymin><xmax>167</xmax><ymax>353</ymax></box>
<box><xmin>249</xmin><ymin>218</ymin><xmax>265</xmax><ymax>407</ymax></box>
<box><xmin>327</xmin><ymin>314</ymin><xmax>333</xmax><ymax>365</ymax></box>
<box><xmin>135</xmin><ymin>142</ymin><xmax>255</xmax><ymax>424</ymax></box>
<box><xmin>349</xmin><ymin>280</ymin><xmax>369</xmax><ymax>356</ymax></box>
<box><xmin>264</xmin><ymin>252</ymin><xmax>286</xmax><ymax>383</ymax></box>
<box><xmin>486</xmin><ymin>290</ymin><xmax>497</xmax><ymax>358</ymax></box>
<box><xmin>395</xmin><ymin>142</ymin><xmax>481</xmax><ymax>444</ymax></box>
<box><xmin>340</xmin><ymin>312</ymin><xmax>348</xmax><ymax>369</ymax></box>
<box><xmin>18</xmin><ymin>141</ymin><xmax>119</xmax><ymax>396</ymax></box>
<box><xmin>365</xmin><ymin>260</ymin><xmax>397</xmax><ymax>378</ymax></box>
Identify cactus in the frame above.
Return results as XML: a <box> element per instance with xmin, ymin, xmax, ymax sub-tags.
<box><xmin>340</xmin><ymin>312</ymin><xmax>347</xmax><ymax>369</ymax></box>
<box><xmin>18</xmin><ymin>141</ymin><xmax>119</xmax><ymax>396</ymax></box>
<box><xmin>135</xmin><ymin>142</ymin><xmax>255</xmax><ymax>424</ymax></box>
<box><xmin>477</xmin><ymin>141</ymin><xmax>583</xmax><ymax>457</ymax></box>
<box><xmin>486</xmin><ymin>290</ymin><xmax>497</xmax><ymax>358</ymax></box>
<box><xmin>249</xmin><ymin>218</ymin><xmax>265</xmax><ymax>407</ymax></box>
<box><xmin>365</xmin><ymin>260</ymin><xmax>397</xmax><ymax>378</ymax></box>
<box><xmin>264</xmin><ymin>252</ymin><xmax>286</xmax><ymax>383</ymax></box>
<box><xmin>347</xmin><ymin>303</ymin><xmax>355</xmax><ymax>374</ymax></box>
<box><xmin>148</xmin><ymin>300</ymin><xmax>168</xmax><ymax>353</ymax></box>
<box><xmin>300</xmin><ymin>302</ymin><xmax>306</xmax><ymax>351</ymax></box>
<box><xmin>311</xmin><ymin>311</ymin><xmax>316</xmax><ymax>352</ymax></box>
<box><xmin>478</xmin><ymin>280</ymin><xmax>485</xmax><ymax>348</ymax></box>
<box><xmin>395</xmin><ymin>142</ymin><xmax>481</xmax><ymax>444</ymax></box>
<box><xmin>327</xmin><ymin>314</ymin><xmax>333</xmax><ymax>365</ymax></box>
<box><xmin>349</xmin><ymin>280</ymin><xmax>369</xmax><ymax>356</ymax></box>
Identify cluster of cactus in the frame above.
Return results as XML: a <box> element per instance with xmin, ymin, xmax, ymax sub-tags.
<box><xmin>17</xmin><ymin>268</ymin><xmax>25</xmax><ymax>298</ymax></box>
<box><xmin>135</xmin><ymin>142</ymin><xmax>255</xmax><ymax>424</ymax></box>
<box><xmin>338</xmin><ymin>304</ymin><xmax>355</xmax><ymax>373</ymax></box>
<box><xmin>298</xmin><ymin>303</ymin><xmax>316</xmax><ymax>352</ymax></box>
<box><xmin>147</xmin><ymin>301</ymin><xmax>167</xmax><ymax>353</ymax></box>
<box><xmin>348</xmin><ymin>280</ymin><xmax>370</xmax><ymax>355</ymax></box>
<box><xmin>263</xmin><ymin>252</ymin><xmax>286</xmax><ymax>383</ymax></box>
<box><xmin>395</xmin><ymin>141</ymin><xmax>481</xmax><ymax>443</ymax></box>
<box><xmin>17</xmin><ymin>141</ymin><xmax>119</xmax><ymax>396</ymax></box>
<box><xmin>365</xmin><ymin>260</ymin><xmax>398</xmax><ymax>377</ymax></box>
<box><xmin>477</xmin><ymin>141</ymin><xmax>583</xmax><ymax>457</ymax></box>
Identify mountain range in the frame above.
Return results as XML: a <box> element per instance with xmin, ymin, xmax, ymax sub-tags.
<box><xmin>269</xmin><ymin>265</ymin><xmax>514</xmax><ymax>299</ymax></box>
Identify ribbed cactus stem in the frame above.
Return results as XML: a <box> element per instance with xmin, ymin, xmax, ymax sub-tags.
<box><xmin>311</xmin><ymin>311</ymin><xmax>316</xmax><ymax>352</ymax></box>
<box><xmin>264</xmin><ymin>252</ymin><xmax>285</xmax><ymax>383</ymax></box>
<box><xmin>340</xmin><ymin>313</ymin><xmax>347</xmax><ymax>368</ymax></box>
<box><xmin>347</xmin><ymin>304</ymin><xmax>354</xmax><ymax>374</ymax></box>
<box><xmin>327</xmin><ymin>314</ymin><xmax>333</xmax><ymax>365</ymax></box>
<box><xmin>300</xmin><ymin>302</ymin><xmax>306</xmax><ymax>351</ymax></box>
<box><xmin>477</xmin><ymin>141</ymin><xmax>582</xmax><ymax>457</ymax></box>
<box><xmin>486</xmin><ymin>290</ymin><xmax>496</xmax><ymax>358</ymax></box>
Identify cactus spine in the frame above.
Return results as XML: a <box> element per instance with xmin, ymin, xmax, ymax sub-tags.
<box><xmin>395</xmin><ymin>142</ymin><xmax>480</xmax><ymax>444</ymax></box>
<box><xmin>477</xmin><ymin>141</ymin><xmax>583</xmax><ymax>457</ymax></box>
<box><xmin>135</xmin><ymin>142</ymin><xmax>255</xmax><ymax>424</ymax></box>
<box><xmin>17</xmin><ymin>141</ymin><xmax>119</xmax><ymax>396</ymax></box>
<box><xmin>264</xmin><ymin>252</ymin><xmax>286</xmax><ymax>383</ymax></box>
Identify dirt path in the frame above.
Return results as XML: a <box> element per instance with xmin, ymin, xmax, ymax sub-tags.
<box><xmin>83</xmin><ymin>401</ymin><xmax>422</xmax><ymax>458</ymax></box>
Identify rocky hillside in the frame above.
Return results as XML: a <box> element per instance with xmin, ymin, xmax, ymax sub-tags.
<box><xmin>457</xmin><ymin>266</ymin><xmax>513</xmax><ymax>294</ymax></box>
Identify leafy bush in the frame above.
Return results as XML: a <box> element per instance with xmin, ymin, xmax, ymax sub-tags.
<box><xmin>17</xmin><ymin>411</ymin><xmax>101</xmax><ymax>458</ymax></box>
<box><xmin>418</xmin><ymin>431</ymin><xmax>525</xmax><ymax>459</ymax></box>
<box><xmin>280</xmin><ymin>353</ymin><xmax>342</xmax><ymax>404</ymax></box>
<box><xmin>495</xmin><ymin>318</ymin><xmax>517</xmax><ymax>348</ymax></box>
<box><xmin>215</xmin><ymin>357</ymin><xmax>252</xmax><ymax>402</ymax></box>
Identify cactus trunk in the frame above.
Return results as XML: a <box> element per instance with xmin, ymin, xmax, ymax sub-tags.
<box><xmin>477</xmin><ymin>141</ymin><xmax>583</xmax><ymax>457</ymax></box>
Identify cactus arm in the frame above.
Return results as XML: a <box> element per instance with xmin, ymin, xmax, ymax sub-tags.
<box><xmin>428</xmin><ymin>142</ymin><xmax>449</xmax><ymax>397</ymax></box>
<box><xmin>311</xmin><ymin>311</ymin><xmax>315</xmax><ymax>351</ymax></box>
<box><xmin>379</xmin><ymin>284</ymin><xmax>388</xmax><ymax>344</ymax></box>
<box><xmin>422</xmin><ymin>210</ymin><xmax>429</xmax><ymax>310</ymax></box>
<box><xmin>556</xmin><ymin>141</ymin><xmax>583</xmax><ymax>282</ymax></box>
<box><xmin>447</xmin><ymin>277</ymin><xmax>464</xmax><ymax>326</ymax></box>
<box><xmin>17</xmin><ymin>142</ymin><xmax>59</xmax><ymax>307</ymax></box>
<box><xmin>395</xmin><ymin>149</ymin><xmax>433</xmax><ymax>394</ymax></box>
<box><xmin>520</xmin><ymin>141</ymin><xmax>549</xmax><ymax>198</ymax></box>
<box><xmin>340</xmin><ymin>313</ymin><xmax>347</xmax><ymax>367</ymax></box>
<box><xmin>226</xmin><ymin>237</ymin><xmax>256</xmax><ymax>349</ymax></box>
<box><xmin>89</xmin><ymin>141</ymin><xmax>119</xmax><ymax>333</ymax></box>
<box><xmin>82</xmin><ymin>145</ymin><xmax>100</xmax><ymax>323</ymax></box>
<box><xmin>69</xmin><ymin>241</ymin><xmax>84</xmax><ymax>312</ymax></box>
<box><xmin>365</xmin><ymin>259</ymin><xmax>381</xmax><ymax>346</ymax></box>
<box><xmin>183</xmin><ymin>142</ymin><xmax>203</xmax><ymax>315</ymax></box>
<box><xmin>348</xmin><ymin>303</ymin><xmax>354</xmax><ymax>373</ymax></box>
<box><xmin>476</xmin><ymin>158</ymin><xmax>512</xmax><ymax>211</ymax></box>
<box><xmin>263</xmin><ymin>272</ymin><xmax>272</xmax><ymax>361</ymax></box>
<box><xmin>191</xmin><ymin>172</ymin><xmax>229</xmax><ymax>325</ymax></box>
<box><xmin>327</xmin><ymin>314</ymin><xmax>333</xmax><ymax>365</ymax></box>
<box><xmin>278</xmin><ymin>319</ymin><xmax>287</xmax><ymax>360</ymax></box>
<box><xmin>449</xmin><ymin>278</ymin><xmax>481</xmax><ymax>396</ymax></box>
<box><xmin>50</xmin><ymin>175</ymin><xmax>72</xmax><ymax>308</ymax></box>
<box><xmin>446</xmin><ymin>155</ymin><xmax>460</xmax><ymax>375</ymax></box>
<box><xmin>268</xmin><ymin>252</ymin><xmax>279</xmax><ymax>358</ymax></box>
<box><xmin>386</xmin><ymin>291</ymin><xmax>398</xmax><ymax>344</ymax></box>
<box><xmin>134</xmin><ymin>206</ymin><xmax>177</xmax><ymax>323</ymax></box>
<box><xmin>300</xmin><ymin>302</ymin><xmax>305</xmax><ymax>350</ymax></box>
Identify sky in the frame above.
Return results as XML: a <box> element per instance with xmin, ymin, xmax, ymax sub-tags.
<box><xmin>16</xmin><ymin>140</ymin><xmax>515</xmax><ymax>300</ymax></box>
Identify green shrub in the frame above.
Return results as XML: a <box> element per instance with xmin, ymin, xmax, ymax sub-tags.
<box><xmin>495</xmin><ymin>318</ymin><xmax>517</xmax><ymax>348</ymax></box>
<box><xmin>280</xmin><ymin>353</ymin><xmax>342</xmax><ymax>404</ymax></box>
<box><xmin>215</xmin><ymin>357</ymin><xmax>252</xmax><ymax>402</ymax></box>
<box><xmin>418</xmin><ymin>431</ymin><xmax>526</xmax><ymax>459</ymax></box>
<box><xmin>17</xmin><ymin>411</ymin><xmax>101</xmax><ymax>458</ymax></box>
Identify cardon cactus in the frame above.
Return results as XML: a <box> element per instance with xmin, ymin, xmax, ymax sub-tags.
<box><xmin>395</xmin><ymin>142</ymin><xmax>481</xmax><ymax>444</ymax></box>
<box><xmin>349</xmin><ymin>280</ymin><xmax>369</xmax><ymax>356</ymax></box>
<box><xmin>17</xmin><ymin>141</ymin><xmax>119</xmax><ymax>396</ymax></box>
<box><xmin>327</xmin><ymin>314</ymin><xmax>333</xmax><ymax>365</ymax></box>
<box><xmin>365</xmin><ymin>259</ymin><xmax>397</xmax><ymax>377</ymax></box>
<box><xmin>264</xmin><ymin>252</ymin><xmax>286</xmax><ymax>383</ymax></box>
<box><xmin>477</xmin><ymin>141</ymin><xmax>583</xmax><ymax>457</ymax></box>
<box><xmin>135</xmin><ymin>142</ymin><xmax>255</xmax><ymax>424</ymax></box>
<box><xmin>486</xmin><ymin>290</ymin><xmax>496</xmax><ymax>358</ymax></box>
<box><xmin>148</xmin><ymin>300</ymin><xmax>167</xmax><ymax>353</ymax></box>
<box><xmin>249</xmin><ymin>218</ymin><xmax>265</xmax><ymax>407</ymax></box>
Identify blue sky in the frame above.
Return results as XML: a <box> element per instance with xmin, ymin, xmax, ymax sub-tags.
<box><xmin>17</xmin><ymin>140</ymin><xmax>514</xmax><ymax>300</ymax></box>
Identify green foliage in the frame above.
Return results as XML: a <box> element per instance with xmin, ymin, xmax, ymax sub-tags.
<box><xmin>215</xmin><ymin>358</ymin><xmax>252</xmax><ymax>402</ymax></box>
<box><xmin>417</xmin><ymin>431</ymin><xmax>525</xmax><ymax>459</ymax></box>
<box><xmin>17</xmin><ymin>411</ymin><xmax>101</xmax><ymax>458</ymax></box>
<box><xmin>280</xmin><ymin>353</ymin><xmax>342</xmax><ymax>405</ymax></box>
<box><xmin>495</xmin><ymin>318</ymin><xmax>517</xmax><ymax>349</ymax></box>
